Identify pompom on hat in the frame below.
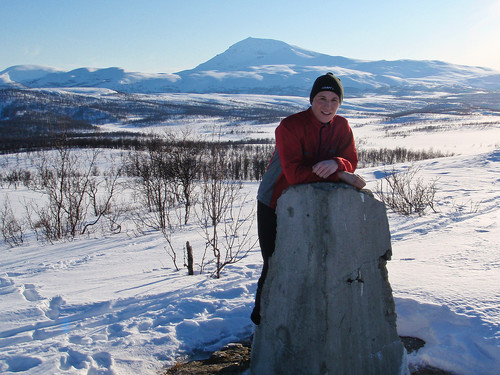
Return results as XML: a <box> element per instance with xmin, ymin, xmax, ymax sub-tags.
<box><xmin>309</xmin><ymin>72</ymin><xmax>344</xmax><ymax>104</ymax></box>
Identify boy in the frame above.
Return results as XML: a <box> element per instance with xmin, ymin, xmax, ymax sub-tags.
<box><xmin>251</xmin><ymin>72</ymin><xmax>365</xmax><ymax>325</ymax></box>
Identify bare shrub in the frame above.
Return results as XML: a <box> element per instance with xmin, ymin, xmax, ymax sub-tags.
<box><xmin>162</xmin><ymin>227</ymin><xmax>180</xmax><ymax>271</ymax></box>
<box><xmin>219</xmin><ymin>192</ymin><xmax>258</xmax><ymax>268</ymax></box>
<box><xmin>19</xmin><ymin>142</ymin><xmax>123</xmax><ymax>242</ymax></box>
<box><xmin>451</xmin><ymin>199</ymin><xmax>482</xmax><ymax>214</ymax></box>
<box><xmin>0</xmin><ymin>198</ymin><xmax>24</xmax><ymax>247</ymax></box>
<box><xmin>357</xmin><ymin>146</ymin><xmax>453</xmax><ymax>168</ymax></box>
<box><xmin>128</xmin><ymin>135</ymin><xmax>181</xmax><ymax>270</ymax></box>
<box><xmin>376</xmin><ymin>165</ymin><xmax>438</xmax><ymax>216</ymax></box>
<box><xmin>1</xmin><ymin>169</ymin><xmax>33</xmax><ymax>189</ymax></box>
<box><xmin>197</xmin><ymin>140</ymin><xmax>257</xmax><ymax>278</ymax></box>
<box><xmin>82</xmin><ymin>166</ymin><xmax>123</xmax><ymax>235</ymax></box>
<box><xmin>128</xmin><ymin>136</ymin><xmax>176</xmax><ymax>231</ymax></box>
<box><xmin>29</xmin><ymin>146</ymin><xmax>100</xmax><ymax>239</ymax></box>
<box><xmin>164</xmin><ymin>129</ymin><xmax>203</xmax><ymax>225</ymax></box>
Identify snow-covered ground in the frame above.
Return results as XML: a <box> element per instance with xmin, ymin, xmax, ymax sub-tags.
<box><xmin>370</xmin><ymin>151</ymin><xmax>500</xmax><ymax>374</ymax></box>
<box><xmin>0</xmin><ymin>94</ymin><xmax>499</xmax><ymax>374</ymax></box>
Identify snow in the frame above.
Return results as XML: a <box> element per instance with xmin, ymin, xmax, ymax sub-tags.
<box><xmin>0</xmin><ymin>65</ymin><xmax>64</xmax><ymax>83</ymax></box>
<box><xmin>3</xmin><ymin>38</ymin><xmax>500</xmax><ymax>93</ymax></box>
<box><xmin>1</xmin><ymin>93</ymin><xmax>500</xmax><ymax>374</ymax></box>
<box><xmin>0</xmin><ymin>213</ymin><xmax>261</xmax><ymax>374</ymax></box>
<box><xmin>366</xmin><ymin>151</ymin><xmax>500</xmax><ymax>374</ymax></box>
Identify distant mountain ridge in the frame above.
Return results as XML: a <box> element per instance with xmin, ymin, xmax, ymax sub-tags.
<box><xmin>2</xmin><ymin>37</ymin><xmax>500</xmax><ymax>95</ymax></box>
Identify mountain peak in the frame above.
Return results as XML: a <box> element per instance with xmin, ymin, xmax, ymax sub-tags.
<box><xmin>192</xmin><ymin>37</ymin><xmax>334</xmax><ymax>71</ymax></box>
<box><xmin>0</xmin><ymin>65</ymin><xmax>63</xmax><ymax>83</ymax></box>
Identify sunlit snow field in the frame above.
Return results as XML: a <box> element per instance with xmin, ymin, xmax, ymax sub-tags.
<box><xmin>0</xmin><ymin>92</ymin><xmax>499</xmax><ymax>374</ymax></box>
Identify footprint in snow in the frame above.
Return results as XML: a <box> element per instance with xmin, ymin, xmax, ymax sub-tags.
<box><xmin>4</xmin><ymin>355</ymin><xmax>42</xmax><ymax>372</ymax></box>
<box><xmin>21</xmin><ymin>284</ymin><xmax>44</xmax><ymax>302</ymax></box>
<box><xmin>92</xmin><ymin>351</ymin><xmax>113</xmax><ymax>369</ymax></box>
<box><xmin>0</xmin><ymin>276</ymin><xmax>16</xmax><ymax>295</ymax></box>
<box><xmin>45</xmin><ymin>296</ymin><xmax>66</xmax><ymax>320</ymax></box>
<box><xmin>106</xmin><ymin>323</ymin><xmax>130</xmax><ymax>338</ymax></box>
<box><xmin>59</xmin><ymin>347</ymin><xmax>90</xmax><ymax>371</ymax></box>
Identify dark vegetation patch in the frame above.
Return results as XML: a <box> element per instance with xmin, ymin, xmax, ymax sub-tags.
<box><xmin>162</xmin><ymin>336</ymin><xmax>455</xmax><ymax>375</ymax></box>
<box><xmin>0</xmin><ymin>88</ymin><xmax>299</xmax><ymax>153</ymax></box>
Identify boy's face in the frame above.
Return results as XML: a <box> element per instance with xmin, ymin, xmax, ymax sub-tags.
<box><xmin>311</xmin><ymin>91</ymin><xmax>340</xmax><ymax>123</ymax></box>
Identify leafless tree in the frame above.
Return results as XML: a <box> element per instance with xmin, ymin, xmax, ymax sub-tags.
<box><xmin>18</xmin><ymin>139</ymin><xmax>123</xmax><ymax>242</ymax></box>
<box><xmin>128</xmin><ymin>136</ymin><xmax>175</xmax><ymax>231</ymax></box>
<box><xmin>28</xmin><ymin>143</ymin><xmax>100</xmax><ymax>240</ymax></box>
<box><xmin>164</xmin><ymin>128</ymin><xmax>203</xmax><ymax>225</ymax></box>
<box><xmin>197</xmin><ymin>138</ymin><xmax>257</xmax><ymax>278</ymax></box>
<box><xmin>0</xmin><ymin>198</ymin><xmax>24</xmax><ymax>247</ymax></box>
<box><xmin>82</xmin><ymin>165</ymin><xmax>123</xmax><ymax>235</ymax></box>
<box><xmin>128</xmin><ymin>135</ymin><xmax>181</xmax><ymax>270</ymax></box>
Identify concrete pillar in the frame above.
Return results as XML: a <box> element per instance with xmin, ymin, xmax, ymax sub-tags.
<box><xmin>251</xmin><ymin>183</ymin><xmax>408</xmax><ymax>375</ymax></box>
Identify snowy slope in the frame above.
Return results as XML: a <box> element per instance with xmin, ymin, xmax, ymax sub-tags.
<box><xmin>0</xmin><ymin>101</ymin><xmax>499</xmax><ymax>374</ymax></box>
<box><xmin>368</xmin><ymin>151</ymin><xmax>500</xmax><ymax>374</ymax></box>
<box><xmin>1</xmin><ymin>149</ymin><xmax>499</xmax><ymax>374</ymax></box>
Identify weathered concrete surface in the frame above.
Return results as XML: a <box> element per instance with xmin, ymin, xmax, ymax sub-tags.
<box><xmin>251</xmin><ymin>183</ymin><xmax>408</xmax><ymax>375</ymax></box>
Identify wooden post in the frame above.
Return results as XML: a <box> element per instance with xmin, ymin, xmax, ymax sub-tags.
<box><xmin>186</xmin><ymin>241</ymin><xmax>194</xmax><ymax>275</ymax></box>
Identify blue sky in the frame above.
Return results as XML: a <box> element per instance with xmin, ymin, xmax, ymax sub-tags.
<box><xmin>2</xmin><ymin>0</ymin><xmax>500</xmax><ymax>73</ymax></box>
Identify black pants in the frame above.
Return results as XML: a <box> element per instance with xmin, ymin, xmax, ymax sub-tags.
<box><xmin>251</xmin><ymin>200</ymin><xmax>277</xmax><ymax>324</ymax></box>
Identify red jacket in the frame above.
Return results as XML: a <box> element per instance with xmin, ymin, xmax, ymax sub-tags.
<box><xmin>257</xmin><ymin>108</ymin><xmax>358</xmax><ymax>209</ymax></box>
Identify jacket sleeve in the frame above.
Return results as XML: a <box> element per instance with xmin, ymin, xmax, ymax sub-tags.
<box><xmin>275</xmin><ymin>121</ymin><xmax>324</xmax><ymax>185</ymax></box>
<box><xmin>330</xmin><ymin>124</ymin><xmax>358</xmax><ymax>175</ymax></box>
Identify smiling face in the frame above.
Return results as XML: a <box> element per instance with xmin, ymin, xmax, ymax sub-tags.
<box><xmin>311</xmin><ymin>91</ymin><xmax>341</xmax><ymax>123</ymax></box>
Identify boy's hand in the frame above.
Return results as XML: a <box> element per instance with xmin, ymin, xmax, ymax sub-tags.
<box><xmin>312</xmin><ymin>160</ymin><xmax>339</xmax><ymax>178</ymax></box>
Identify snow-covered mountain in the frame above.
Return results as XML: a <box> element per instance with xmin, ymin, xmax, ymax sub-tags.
<box><xmin>2</xmin><ymin>37</ymin><xmax>500</xmax><ymax>95</ymax></box>
<box><xmin>0</xmin><ymin>65</ymin><xmax>63</xmax><ymax>84</ymax></box>
<box><xmin>0</xmin><ymin>65</ymin><xmax>181</xmax><ymax>93</ymax></box>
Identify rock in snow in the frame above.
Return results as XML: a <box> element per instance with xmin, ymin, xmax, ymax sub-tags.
<box><xmin>251</xmin><ymin>183</ymin><xmax>408</xmax><ymax>375</ymax></box>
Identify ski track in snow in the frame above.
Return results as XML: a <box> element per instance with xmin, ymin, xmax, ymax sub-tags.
<box><xmin>0</xmin><ymin>245</ymin><xmax>260</xmax><ymax>374</ymax></box>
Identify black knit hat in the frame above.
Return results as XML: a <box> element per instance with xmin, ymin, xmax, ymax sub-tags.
<box><xmin>309</xmin><ymin>72</ymin><xmax>344</xmax><ymax>104</ymax></box>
